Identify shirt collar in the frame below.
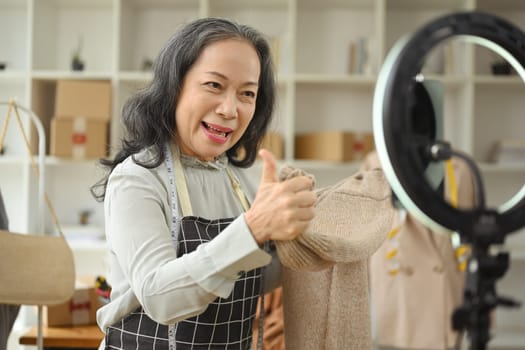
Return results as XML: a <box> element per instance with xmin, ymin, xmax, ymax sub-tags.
<box><xmin>179</xmin><ymin>153</ymin><xmax>229</xmax><ymax>170</ymax></box>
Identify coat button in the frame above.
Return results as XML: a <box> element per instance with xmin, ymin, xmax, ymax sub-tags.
<box><xmin>433</xmin><ymin>265</ymin><xmax>444</xmax><ymax>273</ymax></box>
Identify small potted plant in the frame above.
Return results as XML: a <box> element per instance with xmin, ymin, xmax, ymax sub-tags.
<box><xmin>71</xmin><ymin>36</ymin><xmax>85</xmax><ymax>71</ymax></box>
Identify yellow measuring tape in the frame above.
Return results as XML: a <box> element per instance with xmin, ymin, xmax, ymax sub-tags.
<box><xmin>385</xmin><ymin>159</ymin><xmax>469</xmax><ymax>275</ymax></box>
<box><xmin>445</xmin><ymin>159</ymin><xmax>469</xmax><ymax>272</ymax></box>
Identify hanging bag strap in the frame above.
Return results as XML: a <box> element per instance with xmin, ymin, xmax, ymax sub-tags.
<box><xmin>0</xmin><ymin>99</ymin><xmax>64</xmax><ymax>236</ymax></box>
<box><xmin>226</xmin><ymin>167</ymin><xmax>251</xmax><ymax>212</ymax></box>
<box><xmin>169</xmin><ymin>142</ymin><xmax>250</xmax><ymax>216</ymax></box>
<box><xmin>0</xmin><ymin>99</ymin><xmax>75</xmax><ymax>350</ymax></box>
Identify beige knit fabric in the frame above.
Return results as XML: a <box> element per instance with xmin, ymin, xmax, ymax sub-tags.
<box><xmin>276</xmin><ymin>166</ymin><xmax>395</xmax><ymax>350</ymax></box>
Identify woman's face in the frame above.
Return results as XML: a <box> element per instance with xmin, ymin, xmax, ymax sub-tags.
<box><xmin>174</xmin><ymin>38</ymin><xmax>261</xmax><ymax>161</ymax></box>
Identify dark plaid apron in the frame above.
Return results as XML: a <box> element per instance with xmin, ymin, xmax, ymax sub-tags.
<box><xmin>104</xmin><ymin>144</ymin><xmax>263</xmax><ymax>349</ymax></box>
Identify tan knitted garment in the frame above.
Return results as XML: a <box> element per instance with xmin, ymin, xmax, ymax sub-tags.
<box><xmin>276</xmin><ymin>167</ymin><xmax>395</xmax><ymax>350</ymax></box>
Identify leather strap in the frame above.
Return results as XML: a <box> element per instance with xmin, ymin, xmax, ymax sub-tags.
<box><xmin>170</xmin><ymin>143</ymin><xmax>250</xmax><ymax>216</ymax></box>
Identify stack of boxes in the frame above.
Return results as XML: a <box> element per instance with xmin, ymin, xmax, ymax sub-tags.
<box><xmin>47</xmin><ymin>80</ymin><xmax>375</xmax><ymax>163</ymax></box>
<box><xmin>50</xmin><ymin>80</ymin><xmax>111</xmax><ymax>159</ymax></box>
<box><xmin>295</xmin><ymin>131</ymin><xmax>374</xmax><ymax>162</ymax></box>
<box><xmin>42</xmin><ymin>80</ymin><xmax>111</xmax><ymax>326</ymax></box>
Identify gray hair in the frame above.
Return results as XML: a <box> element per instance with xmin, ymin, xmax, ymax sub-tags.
<box><xmin>92</xmin><ymin>17</ymin><xmax>276</xmax><ymax>201</ymax></box>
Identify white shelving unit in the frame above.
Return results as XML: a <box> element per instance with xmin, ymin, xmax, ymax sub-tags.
<box><xmin>1</xmin><ymin>0</ymin><xmax>525</xmax><ymax>348</ymax></box>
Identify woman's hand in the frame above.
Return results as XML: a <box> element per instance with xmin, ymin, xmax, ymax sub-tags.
<box><xmin>245</xmin><ymin>149</ymin><xmax>316</xmax><ymax>244</ymax></box>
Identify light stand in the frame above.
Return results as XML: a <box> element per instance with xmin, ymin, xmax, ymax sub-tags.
<box><xmin>373</xmin><ymin>12</ymin><xmax>525</xmax><ymax>350</ymax></box>
<box><xmin>429</xmin><ymin>142</ymin><xmax>521</xmax><ymax>349</ymax></box>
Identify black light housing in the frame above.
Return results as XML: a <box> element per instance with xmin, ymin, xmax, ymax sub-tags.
<box><xmin>373</xmin><ymin>11</ymin><xmax>525</xmax><ymax>240</ymax></box>
<box><xmin>372</xmin><ymin>11</ymin><xmax>525</xmax><ymax>350</ymax></box>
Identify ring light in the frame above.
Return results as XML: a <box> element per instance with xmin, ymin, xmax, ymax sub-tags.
<box><xmin>374</xmin><ymin>11</ymin><xmax>525</xmax><ymax>239</ymax></box>
<box><xmin>373</xmin><ymin>11</ymin><xmax>525</xmax><ymax>350</ymax></box>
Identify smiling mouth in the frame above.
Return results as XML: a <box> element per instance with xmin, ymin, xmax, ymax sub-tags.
<box><xmin>202</xmin><ymin>122</ymin><xmax>233</xmax><ymax>137</ymax></box>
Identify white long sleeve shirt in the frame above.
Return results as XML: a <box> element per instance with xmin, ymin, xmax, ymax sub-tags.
<box><xmin>96</xmin><ymin>148</ymin><xmax>275</xmax><ymax>332</ymax></box>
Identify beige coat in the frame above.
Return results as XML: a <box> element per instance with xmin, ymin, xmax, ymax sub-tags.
<box><xmin>276</xmin><ymin>166</ymin><xmax>396</xmax><ymax>349</ymax></box>
<box><xmin>362</xmin><ymin>152</ymin><xmax>476</xmax><ymax>350</ymax></box>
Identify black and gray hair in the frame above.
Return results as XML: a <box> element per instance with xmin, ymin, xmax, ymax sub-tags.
<box><xmin>92</xmin><ymin>17</ymin><xmax>276</xmax><ymax>201</ymax></box>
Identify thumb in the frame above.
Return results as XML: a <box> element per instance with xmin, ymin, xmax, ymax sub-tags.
<box><xmin>259</xmin><ymin>148</ymin><xmax>277</xmax><ymax>184</ymax></box>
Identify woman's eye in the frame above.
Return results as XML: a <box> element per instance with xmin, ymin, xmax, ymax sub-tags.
<box><xmin>205</xmin><ymin>82</ymin><xmax>221</xmax><ymax>89</ymax></box>
<box><xmin>242</xmin><ymin>91</ymin><xmax>256</xmax><ymax>98</ymax></box>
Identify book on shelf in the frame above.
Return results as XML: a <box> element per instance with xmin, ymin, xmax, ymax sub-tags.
<box><xmin>348</xmin><ymin>37</ymin><xmax>369</xmax><ymax>75</ymax></box>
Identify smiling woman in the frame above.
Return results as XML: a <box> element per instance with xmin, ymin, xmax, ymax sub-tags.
<box><xmin>201</xmin><ymin>121</ymin><xmax>233</xmax><ymax>144</ymax></box>
<box><xmin>174</xmin><ymin>39</ymin><xmax>260</xmax><ymax>161</ymax></box>
<box><xmin>90</xmin><ymin>17</ymin><xmax>316</xmax><ymax>350</ymax></box>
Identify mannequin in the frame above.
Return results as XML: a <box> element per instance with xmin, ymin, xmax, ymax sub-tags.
<box><xmin>362</xmin><ymin>151</ymin><xmax>476</xmax><ymax>350</ymax></box>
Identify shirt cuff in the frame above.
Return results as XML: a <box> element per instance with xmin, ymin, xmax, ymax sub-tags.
<box><xmin>182</xmin><ymin>215</ymin><xmax>271</xmax><ymax>298</ymax></box>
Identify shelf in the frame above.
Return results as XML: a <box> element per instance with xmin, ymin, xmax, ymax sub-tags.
<box><xmin>474</xmin><ymin>76</ymin><xmax>524</xmax><ymax>86</ymax></box>
<box><xmin>0</xmin><ymin>0</ymin><xmax>28</xmax><ymax>72</ymax></box>
<box><xmin>0</xmin><ymin>155</ymin><xmax>28</xmax><ymax>165</ymax></box>
<box><xmin>208</xmin><ymin>0</ymin><xmax>288</xmax><ymax>11</ymax></box>
<box><xmin>2</xmin><ymin>0</ymin><xmax>524</xmax><ymax>342</ymax></box>
<box><xmin>0</xmin><ymin>71</ymin><xmax>27</xmax><ymax>82</ymax></box>
<box><xmin>38</xmin><ymin>0</ymin><xmax>113</xmax><ymax>8</ymax></box>
<box><xmin>480</xmin><ymin>163</ymin><xmax>525</xmax><ymax>173</ymax></box>
<box><xmin>472</xmin><ymin>85</ymin><xmax>525</xmax><ymax>162</ymax></box>
<box><xmin>477</xmin><ymin>0</ymin><xmax>525</xmax><ymax>12</ymax></box>
<box><xmin>126</xmin><ymin>0</ymin><xmax>197</xmax><ymax>8</ymax></box>
<box><xmin>119</xmin><ymin>0</ymin><xmax>200</xmax><ymax>72</ymax></box>
<box><xmin>490</xmin><ymin>329</ymin><xmax>525</xmax><ymax>349</ymax></box>
<box><xmin>422</xmin><ymin>74</ymin><xmax>468</xmax><ymax>87</ymax></box>
<box><xmin>386</xmin><ymin>0</ymin><xmax>470</xmax><ymax>11</ymax></box>
<box><xmin>31</xmin><ymin>70</ymin><xmax>113</xmax><ymax>80</ymax></box>
<box><xmin>298</xmin><ymin>0</ymin><xmax>374</xmax><ymax>10</ymax></box>
<box><xmin>294</xmin><ymin>74</ymin><xmax>376</xmax><ymax>86</ymax></box>
<box><xmin>295</xmin><ymin>85</ymin><xmax>374</xmax><ymax>133</ymax></box>
<box><xmin>32</xmin><ymin>0</ymin><xmax>114</xmax><ymax>72</ymax></box>
<box><xmin>0</xmin><ymin>155</ymin><xmax>104</xmax><ymax>167</ymax></box>
<box><xmin>293</xmin><ymin>73</ymin><xmax>466</xmax><ymax>89</ymax></box>
<box><xmin>296</xmin><ymin>4</ymin><xmax>377</xmax><ymax>76</ymax></box>
<box><xmin>44</xmin><ymin>156</ymin><xmax>101</xmax><ymax>166</ymax></box>
<box><xmin>118</xmin><ymin>71</ymin><xmax>153</xmax><ymax>82</ymax></box>
<box><xmin>0</xmin><ymin>0</ymin><xmax>27</xmax><ymax>6</ymax></box>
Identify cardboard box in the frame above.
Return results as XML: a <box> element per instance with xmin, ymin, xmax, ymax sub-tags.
<box><xmin>30</xmin><ymin>79</ymin><xmax>57</xmax><ymax>155</ymax></box>
<box><xmin>45</xmin><ymin>276</ymin><xmax>102</xmax><ymax>327</ymax></box>
<box><xmin>50</xmin><ymin>117</ymin><xmax>108</xmax><ymax>159</ymax></box>
<box><xmin>260</xmin><ymin>132</ymin><xmax>284</xmax><ymax>159</ymax></box>
<box><xmin>295</xmin><ymin>131</ymin><xmax>374</xmax><ymax>162</ymax></box>
<box><xmin>236</xmin><ymin>132</ymin><xmax>284</xmax><ymax>160</ymax></box>
<box><xmin>55</xmin><ymin>80</ymin><xmax>112</xmax><ymax>121</ymax></box>
<box><xmin>351</xmin><ymin>132</ymin><xmax>375</xmax><ymax>161</ymax></box>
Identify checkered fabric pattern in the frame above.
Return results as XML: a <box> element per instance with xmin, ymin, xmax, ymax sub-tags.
<box><xmin>106</xmin><ymin>307</ymin><xmax>169</xmax><ymax>349</ymax></box>
<box><xmin>105</xmin><ymin>216</ymin><xmax>262</xmax><ymax>349</ymax></box>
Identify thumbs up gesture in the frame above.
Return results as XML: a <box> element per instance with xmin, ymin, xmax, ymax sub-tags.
<box><xmin>245</xmin><ymin>149</ymin><xmax>316</xmax><ymax>244</ymax></box>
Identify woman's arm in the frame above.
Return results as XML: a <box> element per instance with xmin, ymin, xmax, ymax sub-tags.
<box><xmin>105</xmin><ymin>167</ymin><xmax>271</xmax><ymax>324</ymax></box>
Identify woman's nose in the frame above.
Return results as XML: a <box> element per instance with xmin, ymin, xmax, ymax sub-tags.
<box><xmin>216</xmin><ymin>93</ymin><xmax>238</xmax><ymax>119</ymax></box>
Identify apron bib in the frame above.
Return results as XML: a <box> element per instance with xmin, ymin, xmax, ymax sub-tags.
<box><xmin>105</xmin><ymin>144</ymin><xmax>264</xmax><ymax>350</ymax></box>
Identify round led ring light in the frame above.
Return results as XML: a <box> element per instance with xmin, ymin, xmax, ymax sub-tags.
<box><xmin>373</xmin><ymin>11</ymin><xmax>525</xmax><ymax>238</ymax></box>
